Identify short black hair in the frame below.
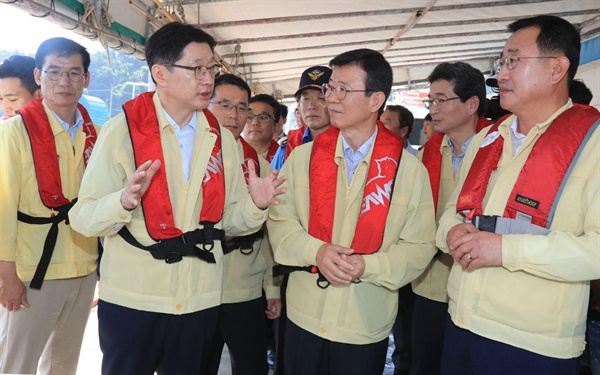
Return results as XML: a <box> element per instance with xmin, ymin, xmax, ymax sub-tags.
<box><xmin>508</xmin><ymin>15</ymin><xmax>580</xmax><ymax>86</ymax></box>
<box><xmin>212</xmin><ymin>74</ymin><xmax>251</xmax><ymax>100</ymax></box>
<box><xmin>329</xmin><ymin>49</ymin><xmax>392</xmax><ymax>116</ymax></box>
<box><xmin>145</xmin><ymin>22</ymin><xmax>216</xmax><ymax>84</ymax></box>
<box><xmin>424</xmin><ymin>113</ymin><xmax>432</xmax><ymax>121</ymax></box>
<box><xmin>570</xmin><ymin>79</ymin><xmax>593</xmax><ymax>105</ymax></box>
<box><xmin>428</xmin><ymin>62</ymin><xmax>487</xmax><ymax>118</ymax></box>
<box><xmin>35</xmin><ymin>37</ymin><xmax>90</xmax><ymax>73</ymax></box>
<box><xmin>385</xmin><ymin>105</ymin><xmax>414</xmax><ymax>136</ymax></box>
<box><xmin>0</xmin><ymin>55</ymin><xmax>40</xmax><ymax>95</ymax></box>
<box><xmin>279</xmin><ymin>104</ymin><xmax>288</xmax><ymax>119</ymax></box>
<box><xmin>249</xmin><ymin>94</ymin><xmax>281</xmax><ymax>123</ymax></box>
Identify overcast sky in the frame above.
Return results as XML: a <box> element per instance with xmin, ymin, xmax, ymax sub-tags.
<box><xmin>0</xmin><ymin>4</ymin><xmax>103</xmax><ymax>55</ymax></box>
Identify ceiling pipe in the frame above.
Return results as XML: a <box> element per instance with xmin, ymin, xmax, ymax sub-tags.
<box><xmin>3</xmin><ymin>0</ymin><xmax>146</xmax><ymax>60</ymax></box>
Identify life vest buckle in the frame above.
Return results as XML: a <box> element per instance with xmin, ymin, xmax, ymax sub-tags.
<box><xmin>165</xmin><ymin>252</ymin><xmax>183</xmax><ymax>264</ymax></box>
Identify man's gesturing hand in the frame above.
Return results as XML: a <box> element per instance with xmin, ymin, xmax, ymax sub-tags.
<box><xmin>120</xmin><ymin>160</ymin><xmax>162</xmax><ymax>211</ymax></box>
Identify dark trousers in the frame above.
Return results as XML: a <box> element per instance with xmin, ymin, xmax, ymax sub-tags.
<box><xmin>441</xmin><ymin>314</ymin><xmax>580</xmax><ymax>375</ymax></box>
<box><xmin>410</xmin><ymin>295</ymin><xmax>447</xmax><ymax>375</ymax></box>
<box><xmin>284</xmin><ymin>319</ymin><xmax>388</xmax><ymax>375</ymax></box>
<box><xmin>207</xmin><ymin>297</ymin><xmax>269</xmax><ymax>375</ymax></box>
<box><xmin>98</xmin><ymin>300</ymin><xmax>218</xmax><ymax>375</ymax></box>
<box><xmin>392</xmin><ymin>284</ymin><xmax>415</xmax><ymax>375</ymax></box>
<box><xmin>273</xmin><ymin>274</ymin><xmax>289</xmax><ymax>375</ymax></box>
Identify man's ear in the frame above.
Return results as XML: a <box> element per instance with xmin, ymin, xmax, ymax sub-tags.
<box><xmin>399</xmin><ymin>125</ymin><xmax>409</xmax><ymax>138</ymax></box>
<box><xmin>467</xmin><ymin>96</ymin><xmax>480</xmax><ymax>116</ymax></box>
<box><xmin>33</xmin><ymin>68</ymin><xmax>42</xmax><ymax>86</ymax></box>
<box><xmin>551</xmin><ymin>56</ymin><xmax>570</xmax><ymax>85</ymax></box>
<box><xmin>151</xmin><ymin>64</ymin><xmax>168</xmax><ymax>88</ymax></box>
<box><xmin>369</xmin><ymin>91</ymin><xmax>386</xmax><ymax>114</ymax></box>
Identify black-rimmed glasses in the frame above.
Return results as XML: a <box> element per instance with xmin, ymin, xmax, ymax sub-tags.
<box><xmin>422</xmin><ymin>97</ymin><xmax>461</xmax><ymax>110</ymax></box>
<box><xmin>167</xmin><ymin>63</ymin><xmax>222</xmax><ymax>79</ymax></box>
<box><xmin>210</xmin><ymin>100</ymin><xmax>249</xmax><ymax>113</ymax></box>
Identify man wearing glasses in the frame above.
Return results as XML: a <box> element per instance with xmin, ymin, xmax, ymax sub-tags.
<box><xmin>0</xmin><ymin>37</ymin><xmax>99</xmax><ymax>374</ymax></box>
<box><xmin>243</xmin><ymin>94</ymin><xmax>281</xmax><ymax>163</ymax></box>
<box><xmin>267</xmin><ymin>48</ymin><xmax>436</xmax><ymax>374</ymax></box>
<box><xmin>437</xmin><ymin>16</ymin><xmax>600</xmax><ymax>374</ymax></box>
<box><xmin>410</xmin><ymin>61</ymin><xmax>488</xmax><ymax>375</ymax></box>
<box><xmin>70</xmin><ymin>23</ymin><xmax>286</xmax><ymax>374</ymax></box>
<box><xmin>207</xmin><ymin>74</ymin><xmax>281</xmax><ymax>375</ymax></box>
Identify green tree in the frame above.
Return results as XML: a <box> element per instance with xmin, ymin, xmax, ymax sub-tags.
<box><xmin>87</xmin><ymin>49</ymin><xmax>149</xmax><ymax>118</ymax></box>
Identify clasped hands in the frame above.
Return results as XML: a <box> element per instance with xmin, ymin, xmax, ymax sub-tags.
<box><xmin>446</xmin><ymin>223</ymin><xmax>503</xmax><ymax>272</ymax></box>
<box><xmin>315</xmin><ymin>244</ymin><xmax>365</xmax><ymax>286</ymax></box>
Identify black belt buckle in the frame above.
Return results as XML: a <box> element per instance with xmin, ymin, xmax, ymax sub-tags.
<box><xmin>476</xmin><ymin>215</ymin><xmax>498</xmax><ymax>233</ymax></box>
<box><xmin>165</xmin><ymin>252</ymin><xmax>183</xmax><ymax>264</ymax></box>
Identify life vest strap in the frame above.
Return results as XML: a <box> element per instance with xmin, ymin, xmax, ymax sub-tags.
<box><xmin>272</xmin><ymin>265</ymin><xmax>362</xmax><ymax>289</ymax></box>
<box><xmin>17</xmin><ymin>199</ymin><xmax>77</xmax><ymax>290</ymax></box>
<box><xmin>471</xmin><ymin>213</ymin><xmax>550</xmax><ymax>236</ymax></box>
<box><xmin>118</xmin><ymin>225</ymin><xmax>226</xmax><ymax>264</ymax></box>
<box><xmin>222</xmin><ymin>230</ymin><xmax>264</xmax><ymax>255</ymax></box>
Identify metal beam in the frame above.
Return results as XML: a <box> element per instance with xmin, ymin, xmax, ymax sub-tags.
<box><xmin>171</xmin><ymin>0</ymin><xmax>562</xmax><ymax>29</ymax></box>
<box><xmin>220</xmin><ymin>38</ymin><xmax>509</xmax><ymax>59</ymax></box>
<box><xmin>215</xmin><ymin>9</ymin><xmax>593</xmax><ymax>46</ymax></box>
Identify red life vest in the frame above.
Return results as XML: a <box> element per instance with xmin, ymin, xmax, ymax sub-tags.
<box><xmin>457</xmin><ymin>104</ymin><xmax>600</xmax><ymax>227</ymax></box>
<box><xmin>265</xmin><ymin>139</ymin><xmax>279</xmax><ymax>163</ymax></box>
<box><xmin>17</xmin><ymin>99</ymin><xmax>97</xmax><ymax>290</ymax></box>
<box><xmin>284</xmin><ymin>125</ymin><xmax>307</xmax><ymax>160</ymax></box>
<box><xmin>123</xmin><ymin>92</ymin><xmax>225</xmax><ymax>241</ymax></box>
<box><xmin>420</xmin><ymin>132</ymin><xmax>445</xmax><ymax>213</ymax></box>
<box><xmin>309</xmin><ymin>121</ymin><xmax>403</xmax><ymax>254</ymax></box>
<box><xmin>420</xmin><ymin>116</ymin><xmax>499</xmax><ymax>212</ymax></box>
<box><xmin>18</xmin><ymin>99</ymin><xmax>97</xmax><ymax>208</ymax></box>
<box><xmin>239</xmin><ymin>136</ymin><xmax>260</xmax><ymax>184</ymax></box>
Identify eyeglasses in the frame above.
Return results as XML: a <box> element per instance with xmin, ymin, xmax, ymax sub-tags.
<box><xmin>422</xmin><ymin>97</ymin><xmax>461</xmax><ymax>110</ymax></box>
<box><xmin>321</xmin><ymin>83</ymin><xmax>371</xmax><ymax>101</ymax></box>
<box><xmin>247</xmin><ymin>113</ymin><xmax>275</xmax><ymax>123</ymax></box>
<box><xmin>209</xmin><ymin>100</ymin><xmax>249</xmax><ymax>113</ymax></box>
<box><xmin>494</xmin><ymin>55</ymin><xmax>558</xmax><ymax>72</ymax></box>
<box><xmin>44</xmin><ymin>68</ymin><xmax>86</xmax><ymax>82</ymax></box>
<box><xmin>167</xmin><ymin>63</ymin><xmax>222</xmax><ymax>79</ymax></box>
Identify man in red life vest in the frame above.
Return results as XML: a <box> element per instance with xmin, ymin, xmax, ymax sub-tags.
<box><xmin>207</xmin><ymin>73</ymin><xmax>281</xmax><ymax>375</ymax></box>
<box><xmin>410</xmin><ymin>61</ymin><xmax>488</xmax><ymax>375</ymax></box>
<box><xmin>270</xmin><ymin>65</ymin><xmax>332</xmax><ymax>171</ymax></box>
<box><xmin>267</xmin><ymin>48</ymin><xmax>436</xmax><ymax>375</ymax></box>
<box><xmin>0</xmin><ymin>37</ymin><xmax>99</xmax><ymax>374</ymax></box>
<box><xmin>69</xmin><ymin>23</ymin><xmax>286</xmax><ymax>374</ymax></box>
<box><xmin>243</xmin><ymin>93</ymin><xmax>281</xmax><ymax>163</ymax></box>
<box><xmin>436</xmin><ymin>16</ymin><xmax>600</xmax><ymax>374</ymax></box>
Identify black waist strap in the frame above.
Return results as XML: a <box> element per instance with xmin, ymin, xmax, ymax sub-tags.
<box><xmin>222</xmin><ymin>230</ymin><xmax>264</xmax><ymax>255</ymax></box>
<box><xmin>273</xmin><ymin>265</ymin><xmax>330</xmax><ymax>289</ymax></box>
<box><xmin>118</xmin><ymin>224</ymin><xmax>226</xmax><ymax>264</ymax></box>
<box><xmin>17</xmin><ymin>199</ymin><xmax>77</xmax><ymax>290</ymax></box>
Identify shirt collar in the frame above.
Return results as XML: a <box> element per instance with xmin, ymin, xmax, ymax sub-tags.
<box><xmin>302</xmin><ymin>126</ymin><xmax>312</xmax><ymax>144</ymax></box>
<box><xmin>341</xmin><ymin>127</ymin><xmax>377</xmax><ymax>159</ymax></box>
<box><xmin>447</xmin><ymin>132</ymin><xmax>476</xmax><ymax>154</ymax></box>
<box><xmin>52</xmin><ymin>108</ymin><xmax>84</xmax><ymax>133</ymax></box>
<box><xmin>163</xmin><ymin>109</ymin><xmax>198</xmax><ymax>132</ymax></box>
<box><xmin>499</xmin><ymin>98</ymin><xmax>573</xmax><ymax>136</ymax></box>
